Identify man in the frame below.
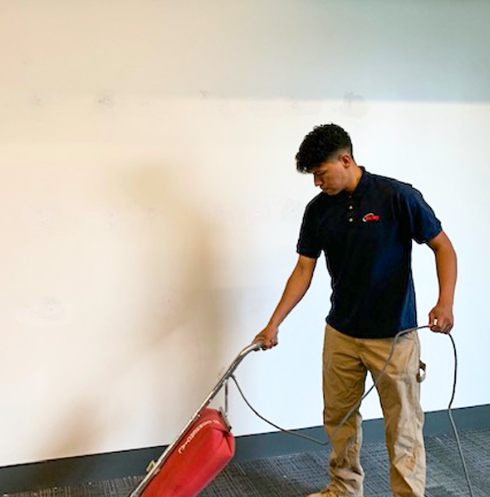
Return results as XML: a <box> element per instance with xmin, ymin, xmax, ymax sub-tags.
<box><xmin>253</xmin><ymin>124</ymin><xmax>457</xmax><ymax>497</ymax></box>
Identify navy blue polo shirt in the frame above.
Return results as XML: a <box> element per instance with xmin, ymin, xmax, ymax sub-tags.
<box><xmin>297</xmin><ymin>167</ymin><xmax>442</xmax><ymax>339</ymax></box>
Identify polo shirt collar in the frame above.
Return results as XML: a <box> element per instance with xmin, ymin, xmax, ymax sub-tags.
<box><xmin>352</xmin><ymin>166</ymin><xmax>370</xmax><ymax>197</ymax></box>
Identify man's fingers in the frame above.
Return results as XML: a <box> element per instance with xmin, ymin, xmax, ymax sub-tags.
<box><xmin>262</xmin><ymin>337</ymin><xmax>278</xmax><ymax>350</ymax></box>
<box><xmin>429</xmin><ymin>315</ymin><xmax>453</xmax><ymax>334</ymax></box>
<box><xmin>252</xmin><ymin>335</ymin><xmax>278</xmax><ymax>350</ymax></box>
<box><xmin>253</xmin><ymin>328</ymin><xmax>279</xmax><ymax>351</ymax></box>
<box><xmin>441</xmin><ymin>321</ymin><xmax>453</xmax><ymax>334</ymax></box>
<box><xmin>253</xmin><ymin>335</ymin><xmax>267</xmax><ymax>350</ymax></box>
<box><xmin>428</xmin><ymin>312</ymin><xmax>434</xmax><ymax>326</ymax></box>
<box><xmin>429</xmin><ymin>312</ymin><xmax>439</xmax><ymax>331</ymax></box>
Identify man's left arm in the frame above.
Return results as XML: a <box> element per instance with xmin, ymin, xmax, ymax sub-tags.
<box><xmin>427</xmin><ymin>230</ymin><xmax>457</xmax><ymax>333</ymax></box>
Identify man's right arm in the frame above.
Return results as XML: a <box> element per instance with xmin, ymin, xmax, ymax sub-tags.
<box><xmin>253</xmin><ymin>255</ymin><xmax>317</xmax><ymax>350</ymax></box>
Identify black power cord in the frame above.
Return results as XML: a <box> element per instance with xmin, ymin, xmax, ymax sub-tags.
<box><xmin>230</xmin><ymin>326</ymin><xmax>474</xmax><ymax>496</ymax></box>
<box><xmin>446</xmin><ymin>332</ymin><xmax>474</xmax><ymax>497</ymax></box>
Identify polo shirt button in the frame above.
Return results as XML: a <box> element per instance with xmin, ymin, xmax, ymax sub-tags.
<box><xmin>349</xmin><ymin>218</ymin><xmax>354</xmax><ymax>222</ymax></box>
<box><xmin>348</xmin><ymin>205</ymin><xmax>353</xmax><ymax>210</ymax></box>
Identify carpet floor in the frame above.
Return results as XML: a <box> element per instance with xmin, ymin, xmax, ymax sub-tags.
<box><xmin>4</xmin><ymin>430</ymin><xmax>488</xmax><ymax>497</ymax></box>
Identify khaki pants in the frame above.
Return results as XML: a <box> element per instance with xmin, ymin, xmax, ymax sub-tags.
<box><xmin>323</xmin><ymin>325</ymin><xmax>426</xmax><ymax>497</ymax></box>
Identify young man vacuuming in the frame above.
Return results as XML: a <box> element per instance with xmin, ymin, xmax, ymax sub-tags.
<box><xmin>253</xmin><ymin>124</ymin><xmax>457</xmax><ymax>497</ymax></box>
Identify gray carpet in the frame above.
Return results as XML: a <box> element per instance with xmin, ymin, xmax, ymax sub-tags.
<box><xmin>5</xmin><ymin>430</ymin><xmax>489</xmax><ymax>497</ymax></box>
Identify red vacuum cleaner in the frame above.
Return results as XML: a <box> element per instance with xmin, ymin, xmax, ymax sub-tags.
<box><xmin>128</xmin><ymin>341</ymin><xmax>262</xmax><ymax>497</ymax></box>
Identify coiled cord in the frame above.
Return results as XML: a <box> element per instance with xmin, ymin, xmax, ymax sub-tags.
<box><xmin>230</xmin><ymin>327</ymin><xmax>474</xmax><ymax>496</ymax></box>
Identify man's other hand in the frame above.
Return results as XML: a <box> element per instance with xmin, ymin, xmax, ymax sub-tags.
<box><xmin>429</xmin><ymin>303</ymin><xmax>454</xmax><ymax>333</ymax></box>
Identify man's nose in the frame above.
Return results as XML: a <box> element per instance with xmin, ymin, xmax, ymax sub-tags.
<box><xmin>314</xmin><ymin>176</ymin><xmax>321</xmax><ymax>187</ymax></box>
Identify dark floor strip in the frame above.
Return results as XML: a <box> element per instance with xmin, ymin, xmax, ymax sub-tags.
<box><xmin>4</xmin><ymin>430</ymin><xmax>488</xmax><ymax>497</ymax></box>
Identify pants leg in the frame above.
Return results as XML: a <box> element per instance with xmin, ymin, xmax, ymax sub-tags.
<box><xmin>323</xmin><ymin>325</ymin><xmax>366</xmax><ymax>496</ymax></box>
<box><xmin>360</xmin><ymin>332</ymin><xmax>426</xmax><ymax>497</ymax></box>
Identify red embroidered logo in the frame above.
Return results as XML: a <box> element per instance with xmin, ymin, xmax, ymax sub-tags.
<box><xmin>362</xmin><ymin>213</ymin><xmax>380</xmax><ymax>223</ymax></box>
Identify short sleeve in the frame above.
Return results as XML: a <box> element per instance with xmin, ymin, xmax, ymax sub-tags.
<box><xmin>297</xmin><ymin>202</ymin><xmax>322</xmax><ymax>258</ymax></box>
<box><xmin>398</xmin><ymin>185</ymin><xmax>442</xmax><ymax>244</ymax></box>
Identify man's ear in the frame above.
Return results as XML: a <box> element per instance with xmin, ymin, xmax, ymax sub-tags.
<box><xmin>339</xmin><ymin>152</ymin><xmax>352</xmax><ymax>168</ymax></box>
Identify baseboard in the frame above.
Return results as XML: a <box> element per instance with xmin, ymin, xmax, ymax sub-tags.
<box><xmin>1</xmin><ymin>404</ymin><xmax>489</xmax><ymax>494</ymax></box>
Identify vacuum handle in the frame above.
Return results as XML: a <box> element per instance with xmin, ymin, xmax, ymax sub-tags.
<box><xmin>128</xmin><ymin>340</ymin><xmax>263</xmax><ymax>497</ymax></box>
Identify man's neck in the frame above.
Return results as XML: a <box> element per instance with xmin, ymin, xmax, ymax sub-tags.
<box><xmin>345</xmin><ymin>164</ymin><xmax>363</xmax><ymax>193</ymax></box>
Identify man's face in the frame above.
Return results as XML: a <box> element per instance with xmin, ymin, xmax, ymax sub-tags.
<box><xmin>311</xmin><ymin>158</ymin><xmax>348</xmax><ymax>196</ymax></box>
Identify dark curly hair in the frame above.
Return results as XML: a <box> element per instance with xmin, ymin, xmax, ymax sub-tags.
<box><xmin>295</xmin><ymin>124</ymin><xmax>354</xmax><ymax>173</ymax></box>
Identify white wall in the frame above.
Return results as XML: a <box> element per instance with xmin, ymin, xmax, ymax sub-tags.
<box><xmin>0</xmin><ymin>0</ymin><xmax>489</xmax><ymax>467</ymax></box>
